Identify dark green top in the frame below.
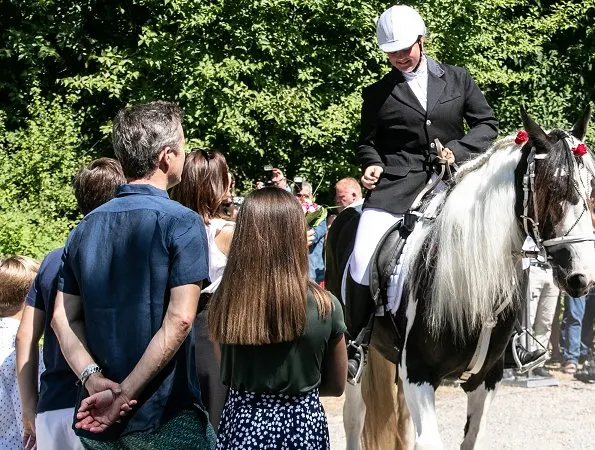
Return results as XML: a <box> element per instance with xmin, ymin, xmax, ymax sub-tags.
<box><xmin>220</xmin><ymin>292</ymin><xmax>346</xmax><ymax>394</ymax></box>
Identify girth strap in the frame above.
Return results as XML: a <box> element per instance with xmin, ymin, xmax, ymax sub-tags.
<box><xmin>459</xmin><ymin>298</ymin><xmax>512</xmax><ymax>382</ymax></box>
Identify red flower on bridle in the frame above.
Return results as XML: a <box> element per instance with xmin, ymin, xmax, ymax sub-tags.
<box><xmin>572</xmin><ymin>143</ymin><xmax>588</xmax><ymax>157</ymax></box>
<box><xmin>515</xmin><ymin>130</ymin><xmax>528</xmax><ymax>145</ymax></box>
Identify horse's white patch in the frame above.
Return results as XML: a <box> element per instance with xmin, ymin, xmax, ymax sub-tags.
<box><xmin>398</xmin><ymin>295</ymin><xmax>443</xmax><ymax>449</ymax></box>
<box><xmin>400</xmin><ymin>368</ymin><xmax>443</xmax><ymax>448</ymax></box>
<box><xmin>343</xmin><ymin>382</ymin><xmax>366</xmax><ymax>450</ymax></box>
<box><xmin>460</xmin><ymin>383</ymin><xmax>499</xmax><ymax>450</ymax></box>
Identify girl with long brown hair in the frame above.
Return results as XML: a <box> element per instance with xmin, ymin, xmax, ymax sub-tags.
<box><xmin>170</xmin><ymin>148</ymin><xmax>235</xmax><ymax>431</ymax></box>
<box><xmin>208</xmin><ymin>187</ymin><xmax>347</xmax><ymax>449</ymax></box>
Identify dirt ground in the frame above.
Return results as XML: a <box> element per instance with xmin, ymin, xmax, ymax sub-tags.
<box><xmin>321</xmin><ymin>369</ymin><xmax>595</xmax><ymax>449</ymax></box>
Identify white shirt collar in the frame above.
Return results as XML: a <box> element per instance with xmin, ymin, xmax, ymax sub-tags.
<box><xmin>402</xmin><ymin>55</ymin><xmax>428</xmax><ymax>81</ymax></box>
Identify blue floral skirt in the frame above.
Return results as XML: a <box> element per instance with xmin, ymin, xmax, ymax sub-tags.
<box><xmin>216</xmin><ymin>388</ymin><xmax>330</xmax><ymax>449</ymax></box>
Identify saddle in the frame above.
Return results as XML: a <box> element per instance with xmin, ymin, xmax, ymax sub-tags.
<box><xmin>368</xmin><ymin>158</ymin><xmax>448</xmax><ymax>309</ymax></box>
<box><xmin>368</xmin><ymin>213</ymin><xmax>416</xmax><ymax>307</ymax></box>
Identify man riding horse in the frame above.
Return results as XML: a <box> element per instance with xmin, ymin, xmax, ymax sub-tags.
<box><xmin>346</xmin><ymin>4</ymin><xmax>545</xmax><ymax>383</ymax></box>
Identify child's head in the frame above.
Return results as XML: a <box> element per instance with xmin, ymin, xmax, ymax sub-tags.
<box><xmin>0</xmin><ymin>255</ymin><xmax>39</xmax><ymax>318</ymax></box>
<box><xmin>73</xmin><ymin>157</ymin><xmax>126</xmax><ymax>215</ymax></box>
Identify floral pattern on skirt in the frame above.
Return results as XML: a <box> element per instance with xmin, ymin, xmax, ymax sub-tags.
<box><xmin>216</xmin><ymin>388</ymin><xmax>330</xmax><ymax>449</ymax></box>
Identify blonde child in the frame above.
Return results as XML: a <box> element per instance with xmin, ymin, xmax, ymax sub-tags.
<box><xmin>0</xmin><ymin>256</ymin><xmax>39</xmax><ymax>450</ymax></box>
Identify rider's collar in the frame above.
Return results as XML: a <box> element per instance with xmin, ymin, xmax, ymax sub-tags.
<box><xmin>402</xmin><ymin>55</ymin><xmax>427</xmax><ymax>80</ymax></box>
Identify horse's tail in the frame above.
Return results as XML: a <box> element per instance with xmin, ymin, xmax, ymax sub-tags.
<box><xmin>361</xmin><ymin>346</ymin><xmax>412</xmax><ymax>449</ymax></box>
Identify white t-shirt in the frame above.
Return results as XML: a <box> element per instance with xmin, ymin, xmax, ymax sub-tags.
<box><xmin>0</xmin><ymin>318</ymin><xmax>23</xmax><ymax>450</ymax></box>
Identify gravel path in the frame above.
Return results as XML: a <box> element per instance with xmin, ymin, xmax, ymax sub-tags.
<box><xmin>322</xmin><ymin>372</ymin><xmax>595</xmax><ymax>449</ymax></box>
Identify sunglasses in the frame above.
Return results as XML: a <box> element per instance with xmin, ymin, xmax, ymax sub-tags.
<box><xmin>190</xmin><ymin>148</ymin><xmax>214</xmax><ymax>161</ymax></box>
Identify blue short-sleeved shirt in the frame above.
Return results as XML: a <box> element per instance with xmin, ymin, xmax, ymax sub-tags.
<box><xmin>57</xmin><ymin>184</ymin><xmax>209</xmax><ymax>441</ymax></box>
<box><xmin>26</xmin><ymin>248</ymin><xmax>78</xmax><ymax>413</ymax></box>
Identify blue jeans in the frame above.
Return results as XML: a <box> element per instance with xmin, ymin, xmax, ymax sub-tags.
<box><xmin>562</xmin><ymin>295</ymin><xmax>586</xmax><ymax>364</ymax></box>
<box><xmin>581</xmin><ymin>291</ymin><xmax>595</xmax><ymax>357</ymax></box>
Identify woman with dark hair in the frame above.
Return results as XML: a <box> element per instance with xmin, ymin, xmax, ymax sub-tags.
<box><xmin>208</xmin><ymin>187</ymin><xmax>347</xmax><ymax>449</ymax></box>
<box><xmin>170</xmin><ymin>149</ymin><xmax>235</xmax><ymax>431</ymax></box>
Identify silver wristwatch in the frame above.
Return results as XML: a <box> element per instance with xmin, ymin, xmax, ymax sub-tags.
<box><xmin>79</xmin><ymin>363</ymin><xmax>102</xmax><ymax>386</ymax></box>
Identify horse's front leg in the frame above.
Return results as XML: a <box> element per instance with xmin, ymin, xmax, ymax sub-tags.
<box><xmin>401</xmin><ymin>298</ymin><xmax>443</xmax><ymax>450</ymax></box>
<box><xmin>343</xmin><ymin>381</ymin><xmax>366</xmax><ymax>450</ymax></box>
<box><xmin>400</xmin><ymin>361</ymin><xmax>442</xmax><ymax>450</ymax></box>
<box><xmin>460</xmin><ymin>360</ymin><xmax>503</xmax><ymax>450</ymax></box>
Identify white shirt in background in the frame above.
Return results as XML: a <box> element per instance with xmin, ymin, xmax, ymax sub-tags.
<box><xmin>0</xmin><ymin>318</ymin><xmax>23</xmax><ymax>450</ymax></box>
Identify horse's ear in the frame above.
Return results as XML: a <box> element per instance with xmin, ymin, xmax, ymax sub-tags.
<box><xmin>520</xmin><ymin>107</ymin><xmax>551</xmax><ymax>153</ymax></box>
<box><xmin>570</xmin><ymin>104</ymin><xmax>591</xmax><ymax>141</ymax></box>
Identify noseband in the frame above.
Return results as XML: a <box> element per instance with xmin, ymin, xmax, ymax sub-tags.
<box><xmin>520</xmin><ymin>133</ymin><xmax>594</xmax><ymax>260</ymax></box>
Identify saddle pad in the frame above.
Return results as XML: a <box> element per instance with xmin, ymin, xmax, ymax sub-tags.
<box><xmin>386</xmin><ymin>219</ymin><xmax>425</xmax><ymax>314</ymax></box>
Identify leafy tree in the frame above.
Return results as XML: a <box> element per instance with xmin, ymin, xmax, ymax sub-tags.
<box><xmin>1</xmin><ymin>0</ymin><xmax>595</xmax><ymax>254</ymax></box>
<box><xmin>0</xmin><ymin>89</ymin><xmax>85</xmax><ymax>258</ymax></box>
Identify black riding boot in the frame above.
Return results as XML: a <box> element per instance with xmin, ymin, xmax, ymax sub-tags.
<box><xmin>504</xmin><ymin>321</ymin><xmax>547</xmax><ymax>372</ymax></box>
<box><xmin>345</xmin><ymin>273</ymin><xmax>375</xmax><ymax>384</ymax></box>
<box><xmin>504</xmin><ymin>340</ymin><xmax>546</xmax><ymax>369</ymax></box>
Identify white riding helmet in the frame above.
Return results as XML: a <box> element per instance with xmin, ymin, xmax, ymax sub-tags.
<box><xmin>376</xmin><ymin>5</ymin><xmax>426</xmax><ymax>53</ymax></box>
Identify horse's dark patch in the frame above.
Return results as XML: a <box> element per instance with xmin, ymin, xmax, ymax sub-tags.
<box><xmin>515</xmin><ymin>129</ymin><xmax>583</xmax><ymax>243</ymax></box>
<box><xmin>464</xmin><ymin>416</ymin><xmax>471</xmax><ymax>437</ymax></box>
<box><xmin>571</xmin><ymin>105</ymin><xmax>591</xmax><ymax>141</ymax></box>
<box><xmin>534</xmin><ymin>130</ymin><xmax>582</xmax><ymax>241</ymax></box>
<box><xmin>521</xmin><ymin>108</ymin><xmax>552</xmax><ymax>156</ymax></box>
<box><xmin>482</xmin><ymin>358</ymin><xmax>504</xmax><ymax>391</ymax></box>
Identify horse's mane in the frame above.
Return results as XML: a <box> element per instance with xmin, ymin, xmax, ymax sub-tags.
<box><xmin>408</xmin><ymin>135</ymin><xmax>525</xmax><ymax>341</ymax></box>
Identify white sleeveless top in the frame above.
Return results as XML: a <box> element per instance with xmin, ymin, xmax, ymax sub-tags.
<box><xmin>203</xmin><ymin>217</ymin><xmax>234</xmax><ymax>294</ymax></box>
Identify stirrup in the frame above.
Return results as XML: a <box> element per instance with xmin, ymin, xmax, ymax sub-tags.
<box><xmin>512</xmin><ymin>329</ymin><xmax>548</xmax><ymax>374</ymax></box>
<box><xmin>347</xmin><ymin>341</ymin><xmax>367</xmax><ymax>385</ymax></box>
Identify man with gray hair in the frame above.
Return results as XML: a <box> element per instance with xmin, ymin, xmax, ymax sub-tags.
<box><xmin>52</xmin><ymin>101</ymin><xmax>215</xmax><ymax>448</ymax></box>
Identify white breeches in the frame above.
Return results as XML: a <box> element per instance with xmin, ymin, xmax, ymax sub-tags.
<box><xmin>350</xmin><ymin>208</ymin><xmax>403</xmax><ymax>286</ymax></box>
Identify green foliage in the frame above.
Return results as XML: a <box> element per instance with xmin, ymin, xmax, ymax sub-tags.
<box><xmin>1</xmin><ymin>0</ymin><xmax>595</xmax><ymax>250</ymax></box>
<box><xmin>0</xmin><ymin>89</ymin><xmax>85</xmax><ymax>259</ymax></box>
<box><xmin>52</xmin><ymin>0</ymin><xmax>388</xmax><ymax>193</ymax></box>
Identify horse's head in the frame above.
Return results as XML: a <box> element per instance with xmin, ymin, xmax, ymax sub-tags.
<box><xmin>521</xmin><ymin>107</ymin><xmax>595</xmax><ymax>297</ymax></box>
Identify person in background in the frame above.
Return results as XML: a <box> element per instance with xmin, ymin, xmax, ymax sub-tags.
<box><xmin>271</xmin><ymin>168</ymin><xmax>291</xmax><ymax>192</ymax></box>
<box><xmin>297</xmin><ymin>181</ymin><xmax>327</xmax><ymax>284</ymax></box>
<box><xmin>225</xmin><ymin>172</ymin><xmax>240</xmax><ymax>219</ymax></box>
<box><xmin>334</xmin><ymin>177</ymin><xmax>363</xmax><ymax>213</ymax></box>
<box><xmin>16</xmin><ymin>158</ymin><xmax>125</xmax><ymax>450</ymax></box>
<box><xmin>51</xmin><ymin>101</ymin><xmax>215</xmax><ymax>449</ymax></box>
<box><xmin>170</xmin><ymin>149</ymin><xmax>235</xmax><ymax>431</ymax></box>
<box><xmin>0</xmin><ymin>255</ymin><xmax>39</xmax><ymax>450</ymax></box>
<box><xmin>208</xmin><ymin>187</ymin><xmax>347</xmax><ymax>449</ymax></box>
<box><xmin>526</xmin><ymin>259</ymin><xmax>559</xmax><ymax>378</ymax></box>
<box><xmin>573</xmin><ymin>288</ymin><xmax>595</xmax><ymax>382</ymax></box>
<box><xmin>561</xmin><ymin>294</ymin><xmax>588</xmax><ymax>374</ymax></box>
<box><xmin>561</xmin><ymin>188</ymin><xmax>595</xmax><ymax>376</ymax></box>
